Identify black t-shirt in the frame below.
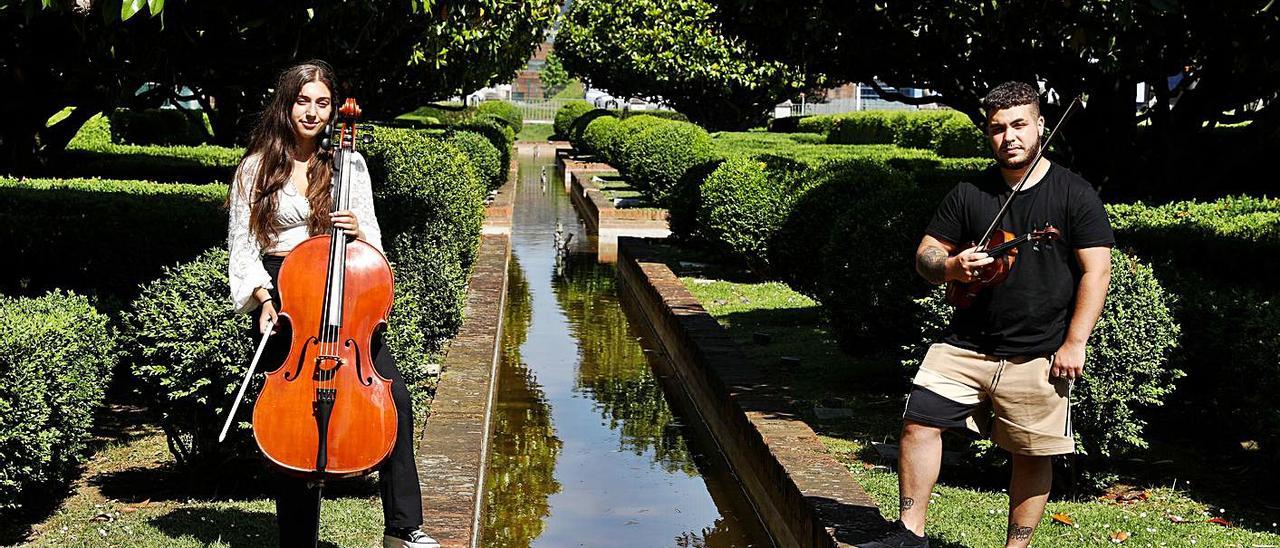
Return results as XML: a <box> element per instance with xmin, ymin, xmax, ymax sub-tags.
<box><xmin>925</xmin><ymin>163</ymin><xmax>1114</xmax><ymax>357</ymax></box>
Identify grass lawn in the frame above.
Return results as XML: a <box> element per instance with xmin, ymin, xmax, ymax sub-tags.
<box><xmin>681</xmin><ymin>276</ymin><xmax>1280</xmax><ymax>547</ymax></box>
<box><xmin>6</xmin><ymin>405</ymin><xmax>387</xmax><ymax>548</ymax></box>
<box><xmin>516</xmin><ymin>122</ymin><xmax>555</xmax><ymax>143</ymax></box>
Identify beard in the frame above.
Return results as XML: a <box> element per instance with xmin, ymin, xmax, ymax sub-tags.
<box><xmin>996</xmin><ymin>139</ymin><xmax>1041</xmax><ymax>170</ymax></box>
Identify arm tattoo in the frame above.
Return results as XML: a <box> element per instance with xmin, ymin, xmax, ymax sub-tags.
<box><xmin>1007</xmin><ymin>523</ymin><xmax>1034</xmax><ymax>541</ymax></box>
<box><xmin>917</xmin><ymin>246</ymin><xmax>949</xmax><ymax>284</ymax></box>
<box><xmin>900</xmin><ymin>496</ymin><xmax>915</xmax><ymax>511</ymax></box>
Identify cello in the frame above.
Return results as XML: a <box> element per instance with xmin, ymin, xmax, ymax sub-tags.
<box><xmin>221</xmin><ymin>97</ymin><xmax>398</xmax><ymax>480</ymax></box>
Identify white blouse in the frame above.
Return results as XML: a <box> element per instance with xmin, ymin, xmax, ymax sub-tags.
<box><xmin>227</xmin><ymin>152</ymin><xmax>384</xmax><ymax>314</ymax></box>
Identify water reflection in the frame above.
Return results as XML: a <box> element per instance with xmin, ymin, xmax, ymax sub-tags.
<box><xmin>482</xmin><ymin>256</ymin><xmax>562</xmax><ymax>547</ymax></box>
<box><xmin>553</xmin><ymin>254</ymin><xmax>696</xmax><ymax>475</ymax></box>
<box><xmin>480</xmin><ymin>150</ymin><xmax>770</xmax><ymax>547</ymax></box>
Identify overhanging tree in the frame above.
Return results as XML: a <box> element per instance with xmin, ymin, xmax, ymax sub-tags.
<box><xmin>554</xmin><ymin>0</ymin><xmax>822</xmax><ymax>131</ymax></box>
<box><xmin>710</xmin><ymin>0</ymin><xmax>1280</xmax><ymax>194</ymax></box>
<box><xmin>0</xmin><ymin>0</ymin><xmax>559</xmax><ymax>172</ymax></box>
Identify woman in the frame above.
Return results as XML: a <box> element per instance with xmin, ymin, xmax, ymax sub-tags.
<box><xmin>227</xmin><ymin>60</ymin><xmax>439</xmax><ymax>548</ymax></box>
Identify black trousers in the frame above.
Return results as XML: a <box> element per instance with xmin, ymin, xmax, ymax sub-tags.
<box><xmin>255</xmin><ymin>255</ymin><xmax>423</xmax><ymax>548</ymax></box>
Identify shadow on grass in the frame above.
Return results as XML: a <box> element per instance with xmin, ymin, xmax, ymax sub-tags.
<box><xmin>93</xmin><ymin>458</ymin><xmax>379</xmax><ymax>505</ymax></box>
<box><xmin>148</xmin><ymin>506</ymin><xmax>339</xmax><ymax>548</ymax></box>
<box><xmin>808</xmin><ymin>495</ymin><xmax>968</xmax><ymax>548</ymax></box>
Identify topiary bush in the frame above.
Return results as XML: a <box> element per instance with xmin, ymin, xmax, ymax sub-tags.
<box><xmin>894</xmin><ymin>111</ymin><xmax>960</xmax><ymax>149</ymax></box>
<box><xmin>612</xmin><ymin>115</ymin><xmax>676</xmax><ymax>177</ymax></box>
<box><xmin>619</xmin><ymin>121</ymin><xmax>717</xmax><ymax>202</ymax></box>
<box><xmin>770</xmin><ymin>159</ymin><xmax>912</xmax><ymax>294</ymax></box>
<box><xmin>568</xmin><ymin>108</ymin><xmax>614</xmax><ymax>151</ymax></box>
<box><xmin>827</xmin><ymin>111</ymin><xmax>903</xmax><ymax>145</ymax></box>
<box><xmin>1</xmin><ymin>291</ymin><xmax>116</xmax><ymax>506</ymax></box>
<box><xmin>125</xmin><ymin>248</ymin><xmax>254</xmax><ymax>466</ymax></box>
<box><xmin>0</xmin><ymin>177</ymin><xmax>227</xmax><ymax>308</ymax></box>
<box><xmin>554</xmin><ymin>100</ymin><xmax>594</xmax><ymax>140</ymax></box>
<box><xmin>109</xmin><ymin>108</ymin><xmax>211</xmax><ymax>146</ymax></box>
<box><xmin>368</xmin><ymin>127</ymin><xmax>486</xmax><ymax>389</ymax></box>
<box><xmin>476</xmin><ymin>100</ymin><xmax>523</xmax><ymax>134</ymax></box>
<box><xmin>581</xmin><ymin>114</ymin><xmax>621</xmax><ymax>160</ymax></box>
<box><xmin>816</xmin><ymin>182</ymin><xmax>946</xmax><ymax>364</ymax></box>
<box><xmin>934</xmin><ymin>115</ymin><xmax>988</xmax><ymax>158</ymax></box>
<box><xmin>698</xmin><ymin>157</ymin><xmax>800</xmax><ymax>272</ymax></box>
<box><xmin>903</xmin><ymin>249</ymin><xmax>1182</xmax><ymax>465</ymax></box>
<box><xmin>446</xmin><ymin>129</ymin><xmax>504</xmax><ymax>191</ymax></box>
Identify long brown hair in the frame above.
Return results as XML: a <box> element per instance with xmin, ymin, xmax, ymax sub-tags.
<box><xmin>234</xmin><ymin>60</ymin><xmax>338</xmax><ymax>249</ymax></box>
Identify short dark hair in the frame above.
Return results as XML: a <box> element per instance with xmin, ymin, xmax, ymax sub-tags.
<box><xmin>982</xmin><ymin>81</ymin><xmax>1040</xmax><ymax>116</ymax></box>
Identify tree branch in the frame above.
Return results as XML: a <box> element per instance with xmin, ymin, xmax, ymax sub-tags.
<box><xmin>866</xmin><ymin>80</ymin><xmax>946</xmax><ymax>106</ymax></box>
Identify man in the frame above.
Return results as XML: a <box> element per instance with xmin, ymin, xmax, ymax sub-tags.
<box><xmin>859</xmin><ymin>82</ymin><xmax>1113</xmax><ymax>548</ymax></box>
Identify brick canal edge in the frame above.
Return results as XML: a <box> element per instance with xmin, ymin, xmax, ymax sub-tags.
<box><xmin>617</xmin><ymin>236</ymin><xmax>887</xmax><ymax>548</ymax></box>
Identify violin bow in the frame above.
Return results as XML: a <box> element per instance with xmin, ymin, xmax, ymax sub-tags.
<box><xmin>219</xmin><ymin>317</ymin><xmax>276</xmax><ymax>443</ymax></box>
<box><xmin>975</xmin><ymin>94</ymin><xmax>1085</xmax><ymax>249</ymax></box>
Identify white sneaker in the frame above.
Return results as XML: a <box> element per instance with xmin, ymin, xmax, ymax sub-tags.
<box><xmin>383</xmin><ymin>528</ymin><xmax>441</xmax><ymax>548</ymax></box>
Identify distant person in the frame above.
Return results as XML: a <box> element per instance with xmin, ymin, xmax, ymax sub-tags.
<box><xmin>858</xmin><ymin>81</ymin><xmax>1113</xmax><ymax>548</ymax></box>
<box><xmin>226</xmin><ymin>59</ymin><xmax>439</xmax><ymax>548</ymax></box>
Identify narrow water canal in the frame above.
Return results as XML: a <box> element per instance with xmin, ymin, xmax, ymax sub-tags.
<box><xmin>480</xmin><ymin>148</ymin><xmax>772</xmax><ymax>547</ymax></box>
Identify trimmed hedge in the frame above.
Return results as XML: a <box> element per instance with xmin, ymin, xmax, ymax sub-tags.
<box><xmin>396</xmin><ymin>104</ymin><xmax>476</xmax><ymax>126</ymax></box>
<box><xmin>1</xmin><ymin>291</ymin><xmax>116</xmax><ymax>507</ymax></box>
<box><xmin>364</xmin><ymin>127</ymin><xmax>487</xmax><ymax>386</ymax></box>
<box><xmin>698</xmin><ymin>157</ymin><xmax>798</xmax><ymax>272</ymax></box>
<box><xmin>0</xmin><ymin>177</ymin><xmax>227</xmax><ymax>308</ymax></box>
<box><xmin>904</xmin><ymin>249</ymin><xmax>1181</xmax><ymax>463</ymax></box>
<box><xmin>124</xmin><ymin>249</ymin><xmax>254</xmax><ymax>465</ymax></box>
<box><xmin>568</xmin><ymin>108</ymin><xmax>615</xmax><ymax>149</ymax></box>
<box><xmin>934</xmin><ymin>114</ymin><xmax>988</xmax><ymax>158</ymax></box>
<box><xmin>617</xmin><ymin>121</ymin><xmax>717</xmax><ymax>203</ymax></box>
<box><xmin>554</xmin><ymin>100</ymin><xmax>594</xmax><ymax>139</ymax></box>
<box><xmin>476</xmin><ymin>100</ymin><xmax>523</xmax><ymax>134</ymax></box>
<box><xmin>580</xmin><ymin>114</ymin><xmax>621</xmax><ymax>159</ymax></box>
<box><xmin>1109</xmin><ymin>196</ymin><xmax>1280</xmax><ymax>453</ymax></box>
<box><xmin>61</xmin><ymin>114</ymin><xmax>243</xmax><ymax>184</ymax></box>
<box><xmin>109</xmin><ymin>108</ymin><xmax>211</xmax><ymax>146</ymax></box>
<box><xmin>445</xmin><ymin>129</ymin><xmax>504</xmax><ymax>191</ymax></box>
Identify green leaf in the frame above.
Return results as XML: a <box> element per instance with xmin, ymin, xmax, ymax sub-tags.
<box><xmin>147</xmin><ymin>0</ymin><xmax>163</xmax><ymax>16</ymax></box>
<box><xmin>121</xmin><ymin>0</ymin><xmax>146</xmax><ymax>21</ymax></box>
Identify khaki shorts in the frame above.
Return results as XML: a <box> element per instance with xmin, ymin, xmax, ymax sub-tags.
<box><xmin>903</xmin><ymin>343</ymin><xmax>1074</xmax><ymax>456</ymax></box>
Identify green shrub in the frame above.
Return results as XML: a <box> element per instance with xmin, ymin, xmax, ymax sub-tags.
<box><xmin>568</xmin><ymin>108</ymin><xmax>614</xmax><ymax>151</ymax></box>
<box><xmin>368</xmin><ymin>127</ymin><xmax>486</xmax><ymax>385</ymax></box>
<box><xmin>934</xmin><ymin>115</ymin><xmax>988</xmax><ymax>158</ymax></box>
<box><xmin>770</xmin><ymin>159</ymin><xmax>912</xmax><ymax>294</ymax></box>
<box><xmin>62</xmin><ymin>114</ymin><xmax>241</xmax><ymax>183</ymax></box>
<box><xmin>124</xmin><ymin>249</ymin><xmax>254</xmax><ymax>465</ymax></box>
<box><xmin>109</xmin><ymin>108</ymin><xmax>211</xmax><ymax>146</ymax></box>
<box><xmin>446</xmin><ymin>129</ymin><xmax>504</xmax><ymax>191</ymax></box>
<box><xmin>554</xmin><ymin>100</ymin><xmax>594</xmax><ymax>139</ymax></box>
<box><xmin>476</xmin><ymin>100</ymin><xmax>523</xmax><ymax>134</ymax></box>
<box><xmin>1</xmin><ymin>291</ymin><xmax>116</xmax><ymax>506</ymax></box>
<box><xmin>903</xmin><ymin>249</ymin><xmax>1181</xmax><ymax>463</ymax></box>
<box><xmin>612</xmin><ymin>115</ymin><xmax>675</xmax><ymax>176</ymax></box>
<box><xmin>795</xmin><ymin>115</ymin><xmax>838</xmax><ymax>135</ymax></box>
<box><xmin>1108</xmin><ymin>196</ymin><xmax>1280</xmax><ymax>287</ymax></box>
<box><xmin>619</xmin><ymin>121</ymin><xmax>717</xmax><ymax>201</ymax></box>
<box><xmin>894</xmin><ymin>111</ymin><xmax>958</xmax><ymax>149</ymax></box>
<box><xmin>699</xmin><ymin>157</ymin><xmax>800</xmax><ymax>272</ymax></box>
<box><xmin>621</xmin><ymin>109</ymin><xmax>688</xmax><ymax>122</ymax></box>
<box><xmin>827</xmin><ymin>111</ymin><xmax>903</xmax><ymax>145</ymax></box>
<box><xmin>581</xmin><ymin>114</ymin><xmax>621</xmax><ymax>160</ymax></box>
<box><xmin>1163</xmin><ymin>276</ymin><xmax>1280</xmax><ymax>454</ymax></box>
<box><xmin>0</xmin><ymin>177</ymin><xmax>226</xmax><ymax>308</ymax></box>
<box><xmin>817</xmin><ymin>182</ymin><xmax>946</xmax><ymax>362</ymax></box>
<box><xmin>396</xmin><ymin>104</ymin><xmax>476</xmax><ymax>126</ymax></box>
<box><xmin>619</xmin><ymin>121</ymin><xmax>720</xmax><ymax>238</ymax></box>
<box><xmin>446</xmin><ymin>119</ymin><xmax>514</xmax><ymax>183</ymax></box>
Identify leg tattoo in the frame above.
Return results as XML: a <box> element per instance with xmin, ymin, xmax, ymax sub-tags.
<box><xmin>1007</xmin><ymin>523</ymin><xmax>1034</xmax><ymax>542</ymax></box>
<box><xmin>900</xmin><ymin>496</ymin><xmax>915</xmax><ymax>511</ymax></box>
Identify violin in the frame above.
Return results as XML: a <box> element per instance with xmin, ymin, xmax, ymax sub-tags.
<box><xmin>945</xmin><ymin>225</ymin><xmax>1061</xmax><ymax>308</ymax></box>
<box><xmin>250</xmin><ymin>98</ymin><xmax>398</xmax><ymax>478</ymax></box>
<box><xmin>943</xmin><ymin>95</ymin><xmax>1083</xmax><ymax>309</ymax></box>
